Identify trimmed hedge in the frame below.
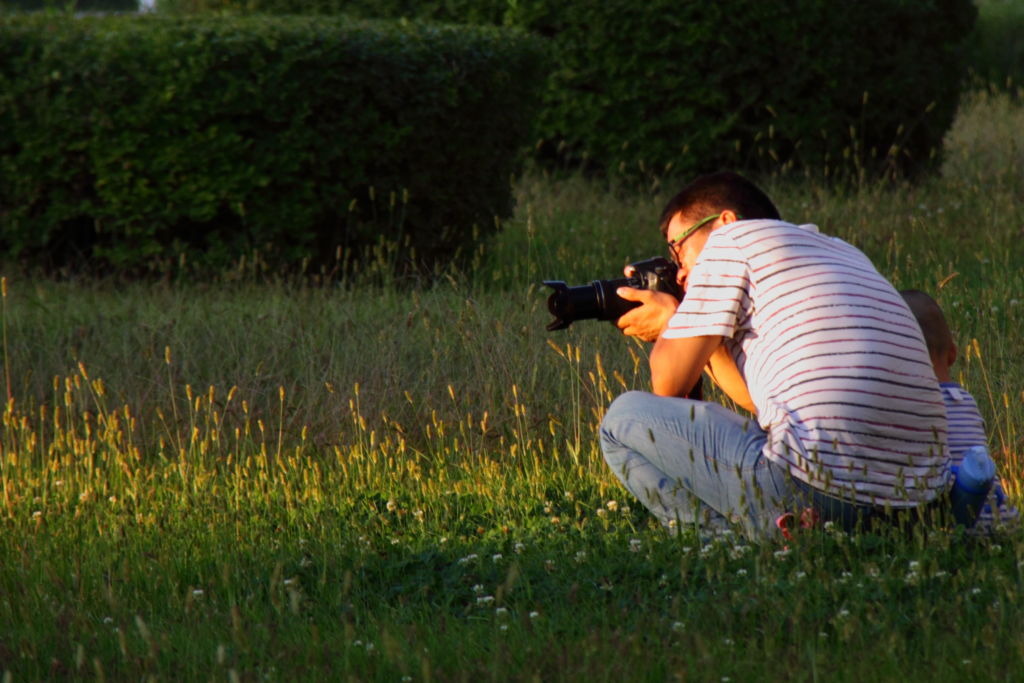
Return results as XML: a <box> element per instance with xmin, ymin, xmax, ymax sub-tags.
<box><xmin>173</xmin><ymin>0</ymin><xmax>978</xmax><ymax>180</ymax></box>
<box><xmin>0</xmin><ymin>15</ymin><xmax>548</xmax><ymax>273</ymax></box>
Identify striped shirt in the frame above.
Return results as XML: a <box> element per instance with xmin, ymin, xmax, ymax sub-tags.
<box><xmin>941</xmin><ymin>382</ymin><xmax>1019</xmax><ymax>531</ymax></box>
<box><xmin>663</xmin><ymin>219</ymin><xmax>949</xmax><ymax>506</ymax></box>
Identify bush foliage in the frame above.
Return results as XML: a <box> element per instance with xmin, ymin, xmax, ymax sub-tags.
<box><xmin>0</xmin><ymin>14</ymin><xmax>548</xmax><ymax>273</ymax></box>
<box><xmin>168</xmin><ymin>0</ymin><xmax>978</xmax><ymax>181</ymax></box>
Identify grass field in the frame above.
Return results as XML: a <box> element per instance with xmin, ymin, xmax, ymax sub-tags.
<box><xmin>2</xmin><ymin>85</ymin><xmax>1024</xmax><ymax>680</ymax></box>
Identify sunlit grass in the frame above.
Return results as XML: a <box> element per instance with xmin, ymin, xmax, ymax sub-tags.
<box><xmin>2</xmin><ymin>88</ymin><xmax>1024</xmax><ymax>680</ymax></box>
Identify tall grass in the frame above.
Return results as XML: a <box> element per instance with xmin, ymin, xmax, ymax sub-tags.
<box><xmin>1</xmin><ymin>90</ymin><xmax>1023</xmax><ymax>680</ymax></box>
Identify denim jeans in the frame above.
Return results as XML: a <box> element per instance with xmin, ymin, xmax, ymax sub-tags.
<box><xmin>600</xmin><ymin>391</ymin><xmax>795</xmax><ymax>539</ymax></box>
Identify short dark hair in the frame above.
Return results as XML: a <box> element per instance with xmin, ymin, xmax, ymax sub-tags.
<box><xmin>900</xmin><ymin>289</ymin><xmax>954</xmax><ymax>357</ymax></box>
<box><xmin>659</xmin><ymin>171</ymin><xmax>781</xmax><ymax>237</ymax></box>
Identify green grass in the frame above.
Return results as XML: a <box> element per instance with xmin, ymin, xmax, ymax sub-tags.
<box><xmin>2</xmin><ymin>90</ymin><xmax>1024</xmax><ymax>681</ymax></box>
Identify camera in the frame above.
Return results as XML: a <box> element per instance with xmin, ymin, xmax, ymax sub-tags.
<box><xmin>543</xmin><ymin>257</ymin><xmax>681</xmax><ymax>331</ymax></box>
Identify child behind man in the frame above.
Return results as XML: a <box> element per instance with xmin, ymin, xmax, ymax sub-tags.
<box><xmin>901</xmin><ymin>289</ymin><xmax>1019</xmax><ymax>532</ymax></box>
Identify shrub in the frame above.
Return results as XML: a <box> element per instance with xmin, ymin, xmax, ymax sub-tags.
<box><xmin>0</xmin><ymin>14</ymin><xmax>548</xmax><ymax>274</ymax></box>
<box><xmin>174</xmin><ymin>0</ymin><xmax>978</xmax><ymax>181</ymax></box>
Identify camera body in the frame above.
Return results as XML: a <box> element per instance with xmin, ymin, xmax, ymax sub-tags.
<box><xmin>543</xmin><ymin>257</ymin><xmax>681</xmax><ymax>331</ymax></box>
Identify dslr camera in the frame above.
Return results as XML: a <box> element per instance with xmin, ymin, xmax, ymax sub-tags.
<box><xmin>543</xmin><ymin>257</ymin><xmax>681</xmax><ymax>331</ymax></box>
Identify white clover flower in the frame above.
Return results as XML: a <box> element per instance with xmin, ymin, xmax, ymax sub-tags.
<box><xmin>514</xmin><ymin>542</ymin><xmax>526</xmax><ymax>553</ymax></box>
<box><xmin>606</xmin><ymin>500</ymin><xmax>619</xmax><ymax>512</ymax></box>
<box><xmin>990</xmin><ymin>544</ymin><xmax>1002</xmax><ymax>553</ymax></box>
<box><xmin>103</xmin><ymin>617</ymin><xmax>113</xmax><ymax>624</ymax></box>
<box><xmin>736</xmin><ymin>569</ymin><xmax>748</xmax><ymax>577</ymax></box>
<box><xmin>492</xmin><ymin>553</ymin><xmax>503</xmax><ymax>563</ymax></box>
<box><xmin>773</xmin><ymin>549</ymin><xmax>790</xmax><ymax>560</ymax></box>
<box><xmin>795</xmin><ymin>571</ymin><xmax>807</xmax><ymax>580</ymax></box>
<box><xmin>499</xmin><ymin>624</ymin><xmax>509</xmax><ymax>632</ymax></box>
<box><xmin>529</xmin><ymin>611</ymin><xmax>540</xmax><ymax>619</ymax></box>
<box><xmin>440</xmin><ymin>537</ymin><xmax>448</xmax><ymax>544</ymax></box>
<box><xmin>729</xmin><ymin>545</ymin><xmax>750</xmax><ymax>560</ymax></box>
<box><xmin>390</xmin><ymin>539</ymin><xmax>400</xmax><ymax>545</ymax></box>
<box><xmin>477</xmin><ymin>595</ymin><xmax>495</xmax><ymax>605</ymax></box>
<box><xmin>575</xmin><ymin>550</ymin><xmax>587</xmax><ymax>563</ymax></box>
<box><xmin>836</xmin><ymin>608</ymin><xmax>850</xmax><ymax>620</ymax></box>
<box><xmin>933</xmin><ymin>570</ymin><xmax>949</xmax><ymax>579</ymax></box>
<box><xmin>971</xmin><ymin>587</ymin><xmax>983</xmax><ymax>596</ymax></box>
<box><xmin>823</xmin><ymin>521</ymin><xmax>836</xmax><ymax>531</ymax></box>
<box><xmin>672</xmin><ymin>621</ymin><xmax>685</xmax><ymax>633</ymax></box>
<box><xmin>192</xmin><ymin>589</ymin><xmax>204</xmax><ymax>598</ymax></box>
<box><xmin>283</xmin><ymin>577</ymin><xmax>297</xmax><ymax>587</ymax></box>
<box><xmin>905</xmin><ymin>572</ymin><xmax>919</xmax><ymax>586</ymax></box>
<box><xmin>723</xmin><ymin>638</ymin><xmax>734</xmax><ymax>646</ymax></box>
<box><xmin>495</xmin><ymin>607</ymin><xmax>508</xmax><ymax>618</ymax></box>
<box><xmin>473</xmin><ymin>584</ymin><xmax>484</xmax><ymax>594</ymax></box>
<box><xmin>353</xmin><ymin>640</ymin><xmax>363</xmax><ymax>647</ymax></box>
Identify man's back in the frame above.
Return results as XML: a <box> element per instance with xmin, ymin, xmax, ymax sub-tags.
<box><xmin>668</xmin><ymin>219</ymin><xmax>949</xmax><ymax>506</ymax></box>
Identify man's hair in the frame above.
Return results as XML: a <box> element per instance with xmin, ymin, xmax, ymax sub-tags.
<box><xmin>659</xmin><ymin>171</ymin><xmax>781</xmax><ymax>237</ymax></box>
<box><xmin>900</xmin><ymin>289</ymin><xmax>954</xmax><ymax>357</ymax></box>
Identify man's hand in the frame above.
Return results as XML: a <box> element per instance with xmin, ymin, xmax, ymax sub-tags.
<box><xmin>615</xmin><ymin>287</ymin><xmax>679</xmax><ymax>342</ymax></box>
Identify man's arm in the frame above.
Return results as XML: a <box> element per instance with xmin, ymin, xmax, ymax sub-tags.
<box><xmin>649</xmin><ymin>334</ymin><xmax>722</xmax><ymax>397</ymax></box>
<box><xmin>705</xmin><ymin>345</ymin><xmax>756</xmax><ymax>413</ymax></box>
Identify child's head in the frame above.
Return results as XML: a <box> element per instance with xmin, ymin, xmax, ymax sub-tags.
<box><xmin>901</xmin><ymin>289</ymin><xmax>956</xmax><ymax>380</ymax></box>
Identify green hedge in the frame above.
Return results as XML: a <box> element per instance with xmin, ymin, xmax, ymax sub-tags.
<box><xmin>173</xmin><ymin>0</ymin><xmax>977</xmax><ymax>180</ymax></box>
<box><xmin>0</xmin><ymin>15</ymin><xmax>548</xmax><ymax>273</ymax></box>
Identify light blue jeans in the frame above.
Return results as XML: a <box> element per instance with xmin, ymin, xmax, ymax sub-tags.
<box><xmin>600</xmin><ymin>391</ymin><xmax>796</xmax><ymax>539</ymax></box>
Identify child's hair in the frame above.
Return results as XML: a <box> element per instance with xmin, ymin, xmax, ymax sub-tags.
<box><xmin>900</xmin><ymin>289</ymin><xmax>954</xmax><ymax>357</ymax></box>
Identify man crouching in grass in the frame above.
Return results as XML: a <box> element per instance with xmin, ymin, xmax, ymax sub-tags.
<box><xmin>600</xmin><ymin>171</ymin><xmax>949</xmax><ymax>539</ymax></box>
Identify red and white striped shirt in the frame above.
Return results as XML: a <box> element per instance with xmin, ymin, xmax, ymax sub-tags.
<box><xmin>664</xmin><ymin>219</ymin><xmax>950</xmax><ymax>506</ymax></box>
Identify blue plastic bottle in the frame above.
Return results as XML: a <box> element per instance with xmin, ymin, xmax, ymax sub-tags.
<box><xmin>949</xmin><ymin>445</ymin><xmax>996</xmax><ymax>528</ymax></box>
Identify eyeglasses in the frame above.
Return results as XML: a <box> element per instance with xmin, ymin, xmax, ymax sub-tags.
<box><xmin>666</xmin><ymin>213</ymin><xmax>723</xmax><ymax>264</ymax></box>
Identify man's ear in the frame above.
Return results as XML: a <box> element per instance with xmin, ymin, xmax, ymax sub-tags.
<box><xmin>720</xmin><ymin>210</ymin><xmax>739</xmax><ymax>224</ymax></box>
<box><xmin>947</xmin><ymin>341</ymin><xmax>958</xmax><ymax>368</ymax></box>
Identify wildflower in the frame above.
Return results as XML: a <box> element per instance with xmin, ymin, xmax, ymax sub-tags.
<box><xmin>103</xmin><ymin>617</ymin><xmax>113</xmax><ymax>624</ymax></box>
<box><xmin>192</xmin><ymin>589</ymin><xmax>204</xmax><ymax>598</ymax></box>
<box><xmin>904</xmin><ymin>571</ymin><xmax>919</xmax><ymax>586</ymax></box>
<box><xmin>723</xmin><ymin>638</ymin><xmax>734</xmax><ymax>646</ymax></box>
<box><xmin>818</xmin><ymin>632</ymin><xmax>828</xmax><ymax>639</ymax></box>
<box><xmin>672</xmin><ymin>621</ymin><xmax>685</xmax><ymax>633</ymax></box>
<box><xmin>283</xmin><ymin>577</ymin><xmax>297</xmax><ymax>587</ymax></box>
<box><xmin>795</xmin><ymin>571</ymin><xmax>807</xmax><ymax>580</ymax></box>
<box><xmin>353</xmin><ymin>640</ymin><xmax>363</xmax><ymax>647</ymax></box>
<box><xmin>933</xmin><ymin>570</ymin><xmax>949</xmax><ymax>579</ymax></box>
<box><xmin>729</xmin><ymin>545</ymin><xmax>750</xmax><ymax>559</ymax></box>
<box><xmin>529</xmin><ymin>611</ymin><xmax>540</xmax><ymax>619</ymax></box>
<box><xmin>473</xmin><ymin>584</ymin><xmax>484</xmax><ymax>594</ymax></box>
<box><xmin>476</xmin><ymin>595</ymin><xmax>495</xmax><ymax>605</ymax></box>
<box><xmin>736</xmin><ymin>568</ymin><xmax>748</xmax><ymax>577</ymax></box>
<box><xmin>550</xmin><ymin>516</ymin><xmax>561</xmax><ymax>525</ymax></box>
<box><xmin>629</xmin><ymin>538</ymin><xmax>642</xmax><ymax>552</ymax></box>
<box><xmin>499</xmin><ymin>624</ymin><xmax>509</xmax><ymax>632</ymax></box>
<box><xmin>544</xmin><ymin>559</ymin><xmax>556</xmax><ymax>571</ymax></box>
<box><xmin>606</xmin><ymin>500</ymin><xmax>619</xmax><ymax>512</ymax></box>
<box><xmin>390</xmin><ymin>538</ymin><xmax>400</xmax><ymax>545</ymax></box>
<box><xmin>31</xmin><ymin>511</ymin><xmax>42</xmax><ymax>519</ymax></box>
<box><xmin>440</xmin><ymin>537</ymin><xmax>448</xmax><ymax>544</ymax></box>
<box><xmin>413</xmin><ymin>509</ymin><xmax>424</xmax><ymax>521</ymax></box>
<box><xmin>457</xmin><ymin>554</ymin><xmax>478</xmax><ymax>565</ymax></box>
<box><xmin>365</xmin><ymin>642</ymin><xmax>374</xmax><ymax>652</ymax></box>
<box><xmin>835</xmin><ymin>608</ymin><xmax>850</xmax><ymax>620</ymax></box>
<box><xmin>386</xmin><ymin>499</ymin><xmax>397</xmax><ymax>512</ymax></box>
<box><xmin>575</xmin><ymin>550</ymin><xmax>587</xmax><ymax>562</ymax></box>
<box><xmin>596</xmin><ymin>509</ymin><xmax>608</xmax><ymax>519</ymax></box>
<box><xmin>773</xmin><ymin>549</ymin><xmax>790</xmax><ymax>560</ymax></box>
<box><xmin>621</xmin><ymin>506</ymin><xmax>631</xmax><ymax>514</ymax></box>
<box><xmin>908</xmin><ymin>561</ymin><xmax>921</xmax><ymax>572</ymax></box>
<box><xmin>514</xmin><ymin>542</ymin><xmax>526</xmax><ymax>553</ymax></box>
<box><xmin>495</xmin><ymin>607</ymin><xmax>508</xmax><ymax>618</ymax></box>
<box><xmin>492</xmin><ymin>553</ymin><xmax>503</xmax><ymax>563</ymax></box>
<box><xmin>971</xmin><ymin>587</ymin><xmax>983</xmax><ymax>596</ymax></box>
